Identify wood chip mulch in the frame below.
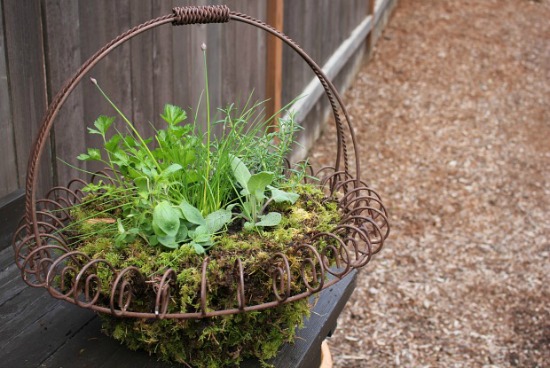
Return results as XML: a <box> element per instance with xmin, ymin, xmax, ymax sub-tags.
<box><xmin>309</xmin><ymin>0</ymin><xmax>550</xmax><ymax>366</ymax></box>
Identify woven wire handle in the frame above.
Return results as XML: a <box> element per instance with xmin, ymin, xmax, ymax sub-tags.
<box><xmin>25</xmin><ymin>5</ymin><xmax>360</xmax><ymax>243</ymax></box>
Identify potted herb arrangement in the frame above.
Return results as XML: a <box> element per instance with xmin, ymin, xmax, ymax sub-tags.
<box><xmin>12</xmin><ymin>5</ymin><xmax>389</xmax><ymax>368</ymax></box>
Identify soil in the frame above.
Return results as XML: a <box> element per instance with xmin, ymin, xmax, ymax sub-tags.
<box><xmin>308</xmin><ymin>0</ymin><xmax>550</xmax><ymax>366</ymax></box>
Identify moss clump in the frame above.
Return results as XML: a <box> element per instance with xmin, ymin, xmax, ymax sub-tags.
<box><xmin>65</xmin><ymin>183</ymin><xmax>341</xmax><ymax>367</ymax></box>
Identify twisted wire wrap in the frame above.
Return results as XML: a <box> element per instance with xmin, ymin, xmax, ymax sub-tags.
<box><xmin>172</xmin><ymin>5</ymin><xmax>230</xmax><ymax>25</ymax></box>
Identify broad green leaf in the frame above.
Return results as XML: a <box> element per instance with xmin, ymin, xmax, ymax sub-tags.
<box><xmin>229</xmin><ymin>155</ymin><xmax>251</xmax><ymax>194</ymax></box>
<box><xmin>113</xmin><ymin>150</ymin><xmax>129</xmax><ymax>166</ymax></box>
<box><xmin>104</xmin><ymin>134</ymin><xmax>122</xmax><ymax>153</ymax></box>
<box><xmin>226</xmin><ymin>203</ymin><xmax>238</xmax><ymax>212</ymax></box>
<box><xmin>179</xmin><ymin>201</ymin><xmax>206</xmax><ymax>226</ymax></box>
<box><xmin>93</xmin><ymin>115</ymin><xmax>115</xmax><ymax>136</ymax></box>
<box><xmin>152</xmin><ymin>221</ymin><xmax>164</xmax><ymax>236</ymax></box>
<box><xmin>127</xmin><ymin>166</ymin><xmax>143</xmax><ymax>180</ymax></box>
<box><xmin>247</xmin><ymin>172</ymin><xmax>274</xmax><ymax>201</ymax></box>
<box><xmin>192</xmin><ymin>242</ymin><xmax>205</xmax><ymax>255</ymax></box>
<box><xmin>114</xmin><ymin>233</ymin><xmax>127</xmax><ymax>249</ymax></box>
<box><xmin>269</xmin><ymin>187</ymin><xmax>300</xmax><ymax>204</ymax></box>
<box><xmin>158</xmin><ymin>234</ymin><xmax>179</xmax><ymax>249</ymax></box>
<box><xmin>255</xmin><ymin>212</ymin><xmax>282</xmax><ymax>227</ymax></box>
<box><xmin>86</xmin><ymin>148</ymin><xmax>101</xmax><ymax>161</ymax></box>
<box><xmin>148</xmin><ymin>234</ymin><xmax>159</xmax><ymax>246</ymax></box>
<box><xmin>161</xmin><ymin>104</ymin><xmax>187</xmax><ymax>126</ymax></box>
<box><xmin>123</xmin><ymin>135</ymin><xmax>138</xmax><ymax>148</ymax></box>
<box><xmin>205</xmin><ymin>209</ymin><xmax>232</xmax><ymax>233</ymax></box>
<box><xmin>153</xmin><ymin>201</ymin><xmax>181</xmax><ymax>237</ymax></box>
<box><xmin>191</xmin><ymin>225</ymin><xmax>211</xmax><ymax>243</ymax></box>
<box><xmin>160</xmin><ymin>163</ymin><xmax>183</xmax><ymax>177</ymax></box>
<box><xmin>175</xmin><ymin>222</ymin><xmax>189</xmax><ymax>243</ymax></box>
<box><xmin>242</xmin><ymin>201</ymin><xmax>253</xmax><ymax>218</ymax></box>
<box><xmin>127</xmin><ymin>228</ymin><xmax>140</xmax><ymax>235</ymax></box>
<box><xmin>76</xmin><ymin>153</ymin><xmax>90</xmax><ymax>161</ymax></box>
<box><xmin>134</xmin><ymin>177</ymin><xmax>149</xmax><ymax>199</ymax></box>
<box><xmin>117</xmin><ymin>218</ymin><xmax>125</xmax><ymax>234</ymax></box>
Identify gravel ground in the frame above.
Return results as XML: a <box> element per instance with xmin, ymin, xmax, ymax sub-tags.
<box><xmin>309</xmin><ymin>0</ymin><xmax>550</xmax><ymax>367</ymax></box>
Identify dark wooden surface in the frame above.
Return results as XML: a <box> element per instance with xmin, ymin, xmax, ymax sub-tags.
<box><xmin>0</xmin><ymin>190</ymin><xmax>24</xmax><ymax>252</ymax></box>
<box><xmin>0</xmin><ymin>243</ymin><xmax>356</xmax><ymax>368</ymax></box>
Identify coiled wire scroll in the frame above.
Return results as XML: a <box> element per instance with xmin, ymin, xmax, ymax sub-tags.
<box><xmin>13</xmin><ymin>5</ymin><xmax>389</xmax><ymax>319</ymax></box>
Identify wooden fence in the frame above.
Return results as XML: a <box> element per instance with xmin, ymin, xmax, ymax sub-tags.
<box><xmin>0</xmin><ymin>0</ymin><xmax>397</xmax><ymax>222</ymax></box>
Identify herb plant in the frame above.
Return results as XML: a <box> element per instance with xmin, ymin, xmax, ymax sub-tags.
<box><xmin>70</xmin><ymin>89</ymin><xmax>304</xmax><ymax>252</ymax></box>
<box><xmin>229</xmin><ymin>155</ymin><xmax>299</xmax><ymax>230</ymax></box>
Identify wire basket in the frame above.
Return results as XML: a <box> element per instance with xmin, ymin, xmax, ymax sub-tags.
<box><xmin>12</xmin><ymin>5</ymin><xmax>389</xmax><ymax>321</ymax></box>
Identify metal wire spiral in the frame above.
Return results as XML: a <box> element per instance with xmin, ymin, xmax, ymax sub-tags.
<box><xmin>12</xmin><ymin>166</ymin><xmax>389</xmax><ymax>319</ymax></box>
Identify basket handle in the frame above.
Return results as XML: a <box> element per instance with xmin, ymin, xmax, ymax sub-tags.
<box><xmin>25</xmin><ymin>5</ymin><xmax>361</xmax><ymax>240</ymax></box>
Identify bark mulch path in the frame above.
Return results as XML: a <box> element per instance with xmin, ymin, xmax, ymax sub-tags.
<box><xmin>309</xmin><ymin>0</ymin><xmax>550</xmax><ymax>366</ymax></box>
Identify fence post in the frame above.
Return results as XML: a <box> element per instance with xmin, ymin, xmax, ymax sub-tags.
<box><xmin>367</xmin><ymin>0</ymin><xmax>376</xmax><ymax>55</ymax></box>
<box><xmin>265</xmin><ymin>0</ymin><xmax>284</xmax><ymax>122</ymax></box>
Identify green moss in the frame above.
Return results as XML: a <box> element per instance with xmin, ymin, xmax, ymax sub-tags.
<box><xmin>65</xmin><ymin>183</ymin><xmax>341</xmax><ymax>367</ymax></box>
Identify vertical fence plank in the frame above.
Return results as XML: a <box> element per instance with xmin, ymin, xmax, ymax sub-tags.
<box><xmin>0</xmin><ymin>0</ymin><xmax>18</xmax><ymax>197</ymax></box>
<box><xmin>42</xmin><ymin>0</ymin><xmax>86</xmax><ymax>185</ymax></box>
<box><xmin>152</xmin><ymin>1</ymin><xmax>175</xmax><ymax>122</ymax></box>
<box><xmin>78</xmin><ymin>0</ymin><xmax>133</xmax><ymax>172</ymax></box>
<box><xmin>129</xmin><ymin>2</ymin><xmax>155</xmax><ymax>137</ymax></box>
<box><xmin>2</xmin><ymin>0</ymin><xmax>51</xmax><ymax>195</ymax></box>
<box><xmin>172</xmin><ymin>0</ymin><xmax>208</xmax><ymax>124</ymax></box>
<box><xmin>220</xmin><ymin>1</ymin><xmax>266</xmax><ymax>120</ymax></box>
<box><xmin>282</xmin><ymin>0</ymin><xmax>304</xmax><ymax>106</ymax></box>
<box><xmin>367</xmin><ymin>0</ymin><xmax>376</xmax><ymax>52</ymax></box>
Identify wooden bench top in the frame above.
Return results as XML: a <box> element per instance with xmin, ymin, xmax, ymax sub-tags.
<box><xmin>0</xmin><ymin>244</ymin><xmax>356</xmax><ymax>368</ymax></box>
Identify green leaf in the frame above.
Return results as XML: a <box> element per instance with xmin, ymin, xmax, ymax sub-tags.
<box><xmin>160</xmin><ymin>163</ymin><xmax>183</xmax><ymax>177</ymax></box>
<box><xmin>179</xmin><ymin>201</ymin><xmax>206</xmax><ymax>226</ymax></box>
<box><xmin>185</xmin><ymin>171</ymin><xmax>200</xmax><ymax>184</ymax></box>
<box><xmin>104</xmin><ymin>134</ymin><xmax>122</xmax><ymax>153</ymax></box>
<box><xmin>123</xmin><ymin>135</ymin><xmax>138</xmax><ymax>148</ymax></box>
<box><xmin>93</xmin><ymin>115</ymin><xmax>115</xmax><ymax>136</ymax></box>
<box><xmin>269</xmin><ymin>187</ymin><xmax>300</xmax><ymax>204</ymax></box>
<box><xmin>134</xmin><ymin>177</ymin><xmax>149</xmax><ymax>199</ymax></box>
<box><xmin>229</xmin><ymin>155</ymin><xmax>251</xmax><ymax>194</ymax></box>
<box><xmin>192</xmin><ymin>242</ymin><xmax>205</xmax><ymax>255</ymax></box>
<box><xmin>117</xmin><ymin>218</ymin><xmax>125</xmax><ymax>234</ymax></box>
<box><xmin>153</xmin><ymin>201</ymin><xmax>181</xmax><ymax>237</ymax></box>
<box><xmin>175</xmin><ymin>222</ymin><xmax>189</xmax><ymax>243</ymax></box>
<box><xmin>82</xmin><ymin>148</ymin><xmax>101</xmax><ymax>161</ymax></box>
<box><xmin>76</xmin><ymin>153</ymin><xmax>90</xmax><ymax>161</ymax></box>
<box><xmin>161</xmin><ymin>104</ymin><xmax>187</xmax><ymax>126</ymax></box>
<box><xmin>191</xmin><ymin>225</ymin><xmax>211</xmax><ymax>243</ymax></box>
<box><xmin>148</xmin><ymin>234</ymin><xmax>159</xmax><ymax>246</ymax></box>
<box><xmin>255</xmin><ymin>212</ymin><xmax>282</xmax><ymax>227</ymax></box>
<box><xmin>158</xmin><ymin>234</ymin><xmax>179</xmax><ymax>249</ymax></box>
<box><xmin>205</xmin><ymin>209</ymin><xmax>232</xmax><ymax>233</ymax></box>
<box><xmin>113</xmin><ymin>150</ymin><xmax>129</xmax><ymax>166</ymax></box>
<box><xmin>247</xmin><ymin>172</ymin><xmax>274</xmax><ymax>201</ymax></box>
<box><xmin>114</xmin><ymin>233</ymin><xmax>127</xmax><ymax>249</ymax></box>
<box><xmin>87</xmin><ymin>127</ymin><xmax>101</xmax><ymax>135</ymax></box>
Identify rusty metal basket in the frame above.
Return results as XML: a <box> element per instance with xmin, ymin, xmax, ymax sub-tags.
<box><xmin>12</xmin><ymin>5</ymin><xmax>389</xmax><ymax>320</ymax></box>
